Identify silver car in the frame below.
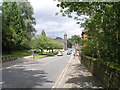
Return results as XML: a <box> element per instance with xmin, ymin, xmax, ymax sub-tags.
<box><xmin>57</xmin><ymin>52</ymin><xmax>63</xmax><ymax>56</ymax></box>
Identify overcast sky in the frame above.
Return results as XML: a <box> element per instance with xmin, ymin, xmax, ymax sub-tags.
<box><xmin>29</xmin><ymin>0</ymin><xmax>84</xmax><ymax>38</ymax></box>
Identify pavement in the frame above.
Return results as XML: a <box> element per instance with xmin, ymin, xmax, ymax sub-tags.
<box><xmin>53</xmin><ymin>52</ymin><xmax>104</xmax><ymax>89</ymax></box>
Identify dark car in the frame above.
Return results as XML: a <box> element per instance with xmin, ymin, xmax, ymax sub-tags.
<box><xmin>67</xmin><ymin>51</ymin><xmax>72</xmax><ymax>55</ymax></box>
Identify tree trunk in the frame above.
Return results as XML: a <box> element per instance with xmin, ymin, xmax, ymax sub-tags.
<box><xmin>52</xmin><ymin>49</ymin><xmax>53</xmax><ymax>53</ymax></box>
<box><xmin>41</xmin><ymin>49</ymin><xmax>43</xmax><ymax>54</ymax></box>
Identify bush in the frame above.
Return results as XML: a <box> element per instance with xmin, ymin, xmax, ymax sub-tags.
<box><xmin>82</xmin><ymin>40</ymin><xmax>97</xmax><ymax>58</ymax></box>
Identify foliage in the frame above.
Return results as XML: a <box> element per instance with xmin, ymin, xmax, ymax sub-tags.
<box><xmin>67</xmin><ymin>38</ymin><xmax>72</xmax><ymax>48</ymax></box>
<box><xmin>2</xmin><ymin>1</ymin><xmax>36</xmax><ymax>53</ymax></box>
<box><xmin>82</xmin><ymin>40</ymin><xmax>97</xmax><ymax>58</ymax></box>
<box><xmin>67</xmin><ymin>35</ymin><xmax>82</xmax><ymax>48</ymax></box>
<box><xmin>55</xmin><ymin>37</ymin><xmax>62</xmax><ymax>39</ymax></box>
<box><xmin>30</xmin><ymin>34</ymin><xmax>63</xmax><ymax>53</ymax></box>
<box><xmin>57</xmin><ymin>2</ymin><xmax>120</xmax><ymax>64</ymax></box>
<box><xmin>2</xmin><ymin>51</ymin><xmax>32</xmax><ymax>61</ymax></box>
<box><xmin>71</xmin><ymin>35</ymin><xmax>81</xmax><ymax>44</ymax></box>
<box><xmin>41</xmin><ymin>30</ymin><xmax>46</xmax><ymax>36</ymax></box>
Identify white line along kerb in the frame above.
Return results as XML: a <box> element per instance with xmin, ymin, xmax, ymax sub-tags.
<box><xmin>51</xmin><ymin>52</ymin><xmax>74</xmax><ymax>88</ymax></box>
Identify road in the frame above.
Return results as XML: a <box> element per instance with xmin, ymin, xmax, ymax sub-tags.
<box><xmin>1</xmin><ymin>51</ymin><xmax>71</xmax><ymax>88</ymax></box>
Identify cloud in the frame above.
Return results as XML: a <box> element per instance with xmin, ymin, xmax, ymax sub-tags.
<box><xmin>29</xmin><ymin>0</ymin><xmax>83</xmax><ymax>38</ymax></box>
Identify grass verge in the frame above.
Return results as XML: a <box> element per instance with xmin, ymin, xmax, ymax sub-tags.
<box><xmin>1</xmin><ymin>51</ymin><xmax>32</xmax><ymax>61</ymax></box>
<box><xmin>30</xmin><ymin>52</ymin><xmax>57</xmax><ymax>59</ymax></box>
<box><xmin>1</xmin><ymin>51</ymin><xmax>58</xmax><ymax>61</ymax></box>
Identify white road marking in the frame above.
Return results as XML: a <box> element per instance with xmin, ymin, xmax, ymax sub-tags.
<box><xmin>51</xmin><ymin>52</ymin><xmax>74</xmax><ymax>88</ymax></box>
<box><xmin>0</xmin><ymin>82</ymin><xmax>4</xmax><ymax>84</ymax></box>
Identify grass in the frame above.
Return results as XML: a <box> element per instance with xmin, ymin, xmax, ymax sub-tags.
<box><xmin>30</xmin><ymin>52</ymin><xmax>57</xmax><ymax>59</ymax></box>
<box><xmin>13</xmin><ymin>51</ymin><xmax>32</xmax><ymax>57</ymax></box>
<box><xmin>30</xmin><ymin>55</ymin><xmax>47</xmax><ymax>59</ymax></box>
<box><xmin>1</xmin><ymin>51</ymin><xmax>32</xmax><ymax>61</ymax></box>
<box><xmin>1</xmin><ymin>51</ymin><xmax>58</xmax><ymax>61</ymax></box>
<box><xmin>3</xmin><ymin>51</ymin><xmax>32</xmax><ymax>56</ymax></box>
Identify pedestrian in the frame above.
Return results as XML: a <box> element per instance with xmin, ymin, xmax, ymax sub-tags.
<box><xmin>73</xmin><ymin>53</ymin><xmax>75</xmax><ymax>59</ymax></box>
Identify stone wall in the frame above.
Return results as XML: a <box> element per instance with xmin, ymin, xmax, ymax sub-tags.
<box><xmin>81</xmin><ymin>55</ymin><xmax>120</xmax><ymax>88</ymax></box>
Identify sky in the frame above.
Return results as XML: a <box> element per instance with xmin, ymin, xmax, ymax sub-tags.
<box><xmin>29</xmin><ymin>0</ymin><xmax>84</xmax><ymax>38</ymax></box>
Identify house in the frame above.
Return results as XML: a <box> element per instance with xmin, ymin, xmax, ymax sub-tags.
<box><xmin>81</xmin><ymin>29</ymin><xmax>88</xmax><ymax>48</ymax></box>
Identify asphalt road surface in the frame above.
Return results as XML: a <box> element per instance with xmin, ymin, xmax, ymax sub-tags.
<box><xmin>1</xmin><ymin>51</ymin><xmax>71</xmax><ymax>88</ymax></box>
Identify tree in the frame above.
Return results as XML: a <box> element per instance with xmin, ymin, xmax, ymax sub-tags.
<box><xmin>67</xmin><ymin>38</ymin><xmax>72</xmax><ymax>48</ymax></box>
<box><xmin>41</xmin><ymin>30</ymin><xmax>46</xmax><ymax>36</ymax></box>
<box><xmin>30</xmin><ymin>35</ymin><xmax>63</xmax><ymax>54</ymax></box>
<box><xmin>71</xmin><ymin>35</ymin><xmax>81</xmax><ymax>44</ymax></box>
<box><xmin>2</xmin><ymin>1</ymin><xmax>36</xmax><ymax>52</ymax></box>
<box><xmin>57</xmin><ymin>2</ymin><xmax>120</xmax><ymax>64</ymax></box>
<box><xmin>55</xmin><ymin>37</ymin><xmax>62</xmax><ymax>39</ymax></box>
<box><xmin>67</xmin><ymin>35</ymin><xmax>82</xmax><ymax>48</ymax></box>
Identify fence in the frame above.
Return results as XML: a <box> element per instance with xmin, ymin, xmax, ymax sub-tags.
<box><xmin>81</xmin><ymin>55</ymin><xmax>120</xmax><ymax>88</ymax></box>
<box><xmin>0</xmin><ymin>54</ymin><xmax>17</xmax><ymax>62</ymax></box>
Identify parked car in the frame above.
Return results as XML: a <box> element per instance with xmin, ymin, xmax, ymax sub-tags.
<box><xmin>67</xmin><ymin>50</ymin><xmax>72</xmax><ymax>55</ymax></box>
<box><xmin>57</xmin><ymin>52</ymin><xmax>63</xmax><ymax>56</ymax></box>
